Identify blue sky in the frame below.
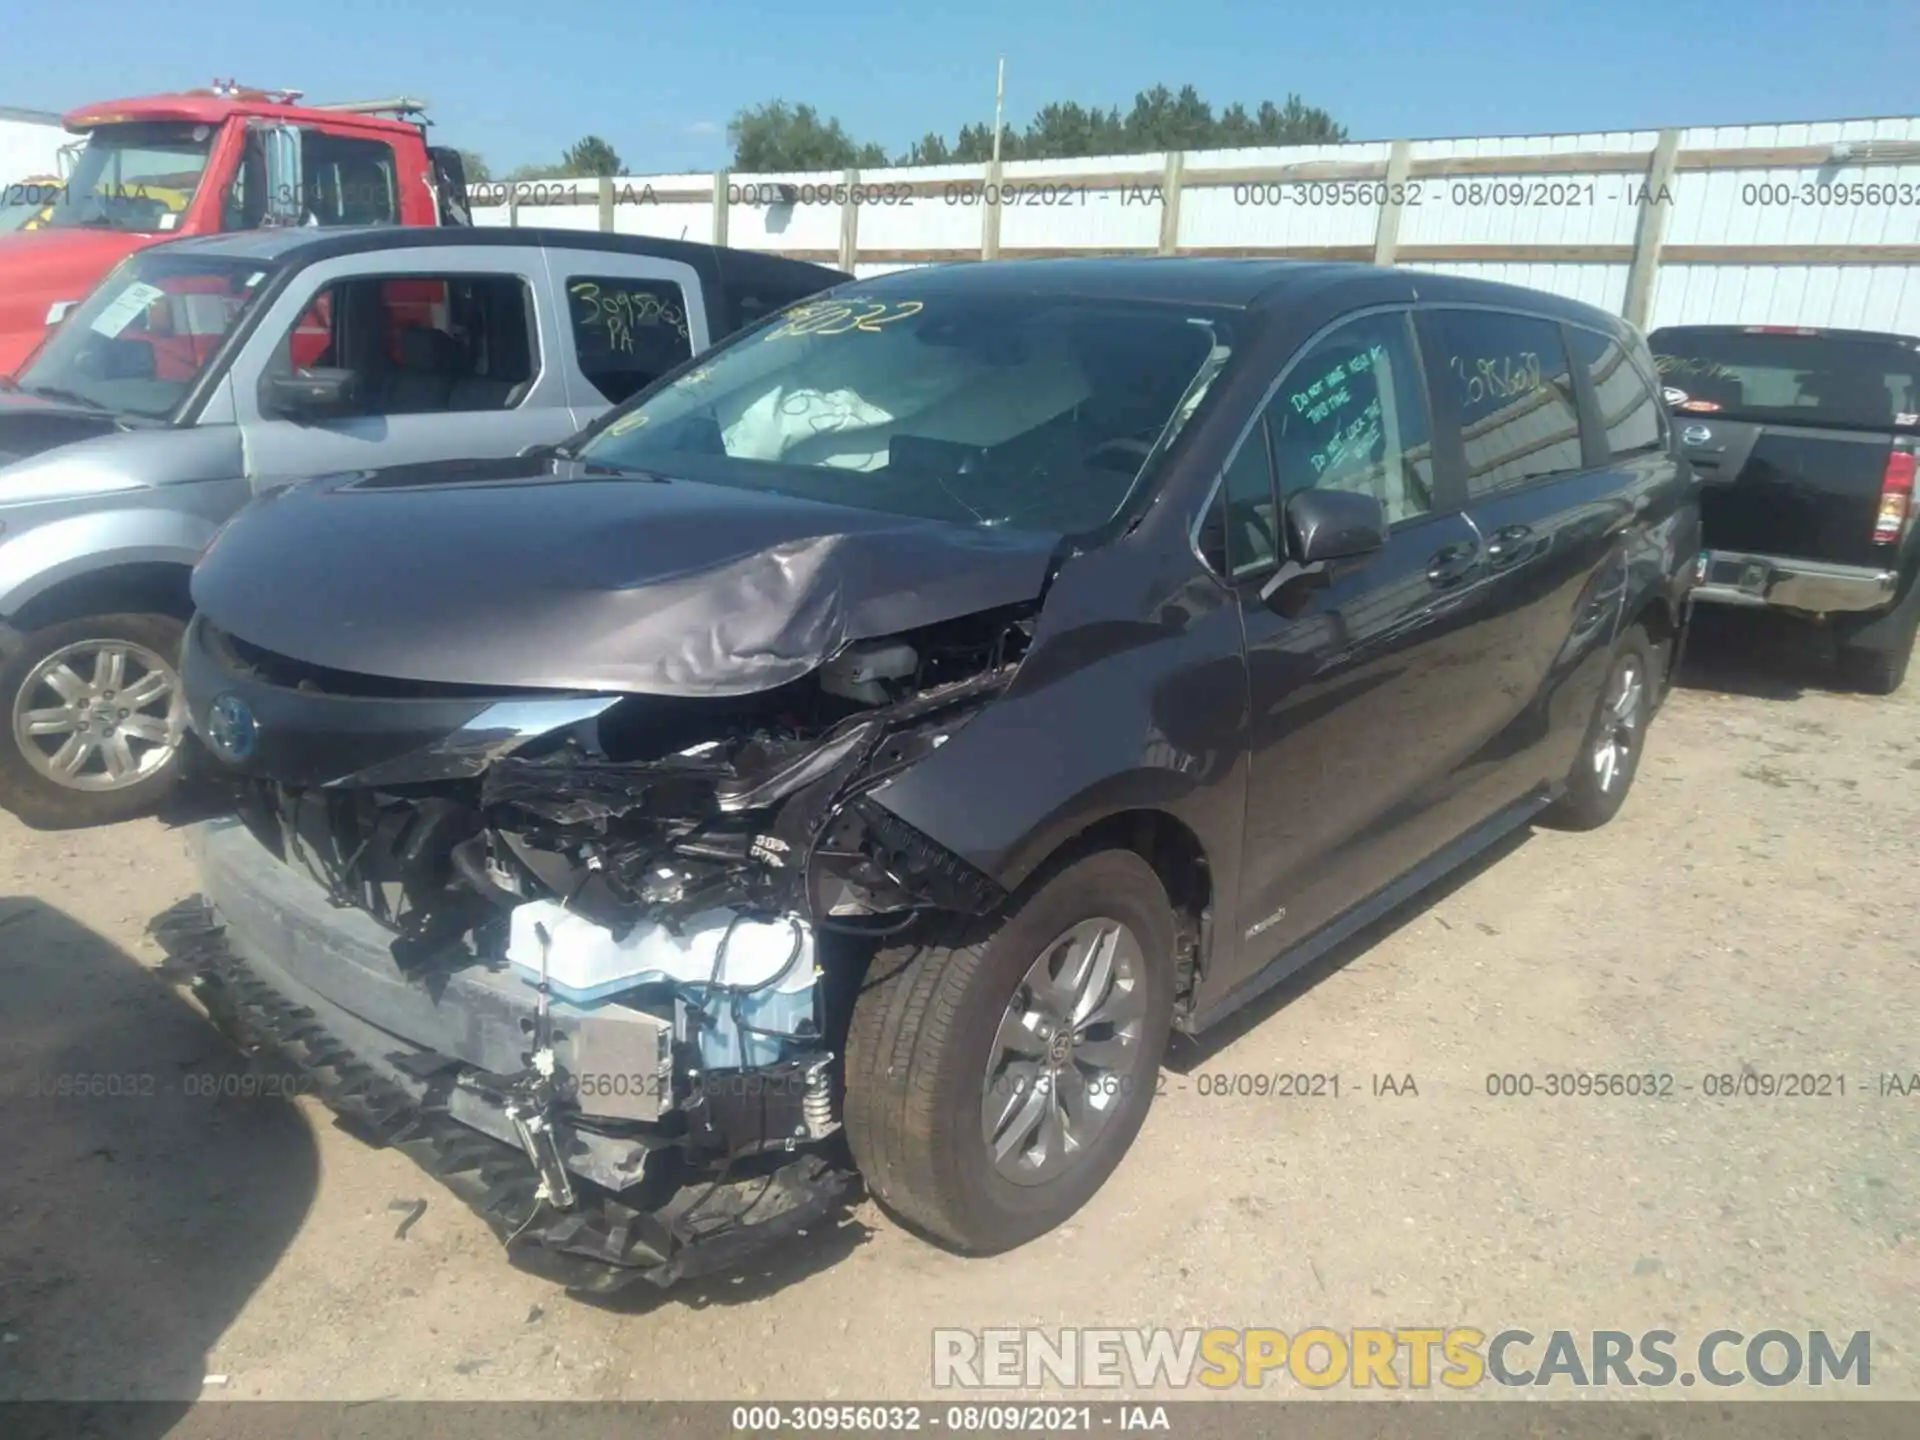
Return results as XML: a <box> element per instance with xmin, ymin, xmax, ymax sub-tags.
<box><xmin>11</xmin><ymin>0</ymin><xmax>1913</xmax><ymax>175</ymax></box>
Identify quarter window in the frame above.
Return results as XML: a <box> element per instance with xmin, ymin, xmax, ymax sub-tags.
<box><xmin>566</xmin><ymin>276</ymin><xmax>695</xmax><ymax>403</ymax></box>
<box><xmin>1569</xmin><ymin>328</ymin><xmax>1662</xmax><ymax>457</ymax></box>
<box><xmin>1430</xmin><ymin>310</ymin><xmax>1583</xmax><ymax>495</ymax></box>
<box><xmin>1265</xmin><ymin>310</ymin><xmax>1435</xmax><ymax>526</ymax></box>
<box><xmin>1208</xmin><ymin>430</ymin><xmax>1280</xmax><ymax>578</ymax></box>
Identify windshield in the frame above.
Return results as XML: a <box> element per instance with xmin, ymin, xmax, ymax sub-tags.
<box><xmin>1651</xmin><ymin>329</ymin><xmax>1920</xmax><ymax>432</ymax></box>
<box><xmin>575</xmin><ymin>292</ymin><xmax>1231</xmax><ymax>532</ymax></box>
<box><xmin>17</xmin><ymin>253</ymin><xmax>278</xmax><ymax>419</ymax></box>
<box><xmin>0</xmin><ymin>177</ymin><xmax>61</xmax><ymax>233</ymax></box>
<box><xmin>31</xmin><ymin>122</ymin><xmax>215</xmax><ymax>234</ymax></box>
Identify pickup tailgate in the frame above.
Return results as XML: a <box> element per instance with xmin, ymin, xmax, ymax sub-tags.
<box><xmin>1681</xmin><ymin>419</ymin><xmax>1899</xmax><ymax>569</ymax></box>
<box><xmin>1652</xmin><ymin>325</ymin><xmax>1919</xmax><ymax>570</ymax></box>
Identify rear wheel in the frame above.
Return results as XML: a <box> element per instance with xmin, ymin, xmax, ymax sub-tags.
<box><xmin>1542</xmin><ymin>629</ymin><xmax>1653</xmax><ymax>832</ymax></box>
<box><xmin>1838</xmin><ymin>608</ymin><xmax>1916</xmax><ymax>696</ymax></box>
<box><xmin>0</xmin><ymin>613</ymin><xmax>188</xmax><ymax>829</ymax></box>
<box><xmin>844</xmin><ymin>848</ymin><xmax>1176</xmax><ymax>1253</ymax></box>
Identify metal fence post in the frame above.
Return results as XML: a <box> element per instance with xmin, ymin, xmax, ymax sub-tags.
<box><xmin>506</xmin><ymin>187</ymin><xmax>519</xmax><ymax>228</ymax></box>
<box><xmin>1623</xmin><ymin>129</ymin><xmax>1682</xmax><ymax>328</ymax></box>
<box><xmin>598</xmin><ymin>175</ymin><xmax>615</xmax><ymax>232</ymax></box>
<box><xmin>712</xmin><ymin>169</ymin><xmax>730</xmax><ymax>246</ymax></box>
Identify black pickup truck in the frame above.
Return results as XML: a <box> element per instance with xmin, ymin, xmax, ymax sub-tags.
<box><xmin>1650</xmin><ymin>324</ymin><xmax>1920</xmax><ymax>693</ymax></box>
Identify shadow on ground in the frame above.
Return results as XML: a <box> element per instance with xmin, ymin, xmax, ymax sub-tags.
<box><xmin>0</xmin><ymin>897</ymin><xmax>317</xmax><ymax>1432</ymax></box>
<box><xmin>1675</xmin><ymin>606</ymin><xmax>1854</xmax><ymax>702</ymax></box>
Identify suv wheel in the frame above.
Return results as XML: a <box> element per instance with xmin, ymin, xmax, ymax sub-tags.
<box><xmin>844</xmin><ymin>848</ymin><xmax>1176</xmax><ymax>1253</ymax></box>
<box><xmin>0</xmin><ymin>613</ymin><xmax>188</xmax><ymax>829</ymax></box>
<box><xmin>1838</xmin><ymin>609</ymin><xmax>1916</xmax><ymax>696</ymax></box>
<box><xmin>1542</xmin><ymin>628</ymin><xmax>1654</xmax><ymax>832</ymax></box>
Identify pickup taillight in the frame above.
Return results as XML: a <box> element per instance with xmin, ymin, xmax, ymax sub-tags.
<box><xmin>1876</xmin><ymin>450</ymin><xmax>1916</xmax><ymax>544</ymax></box>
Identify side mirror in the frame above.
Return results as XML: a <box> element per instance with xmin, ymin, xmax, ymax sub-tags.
<box><xmin>1285</xmin><ymin>488</ymin><xmax>1388</xmax><ymax>564</ymax></box>
<box><xmin>260</xmin><ymin>368</ymin><xmax>359</xmax><ymax>421</ymax></box>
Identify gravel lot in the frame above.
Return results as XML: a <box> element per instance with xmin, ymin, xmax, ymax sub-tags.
<box><xmin>2</xmin><ymin>614</ymin><xmax>1916</xmax><ymax>1405</ymax></box>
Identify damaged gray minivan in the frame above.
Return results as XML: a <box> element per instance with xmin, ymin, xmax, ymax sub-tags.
<box><xmin>166</xmin><ymin>259</ymin><xmax>1694</xmax><ymax>1290</ymax></box>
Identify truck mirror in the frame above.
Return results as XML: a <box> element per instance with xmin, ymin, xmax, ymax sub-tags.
<box><xmin>428</xmin><ymin>146</ymin><xmax>472</xmax><ymax>227</ymax></box>
<box><xmin>254</xmin><ymin>122</ymin><xmax>305</xmax><ymax>227</ymax></box>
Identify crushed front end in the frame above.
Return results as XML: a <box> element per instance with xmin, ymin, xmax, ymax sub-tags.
<box><xmin>167</xmin><ymin>605</ymin><xmax>1031</xmax><ymax>1292</ymax></box>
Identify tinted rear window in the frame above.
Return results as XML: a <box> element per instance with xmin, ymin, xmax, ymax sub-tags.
<box><xmin>1651</xmin><ymin>329</ymin><xmax>1920</xmax><ymax>431</ymax></box>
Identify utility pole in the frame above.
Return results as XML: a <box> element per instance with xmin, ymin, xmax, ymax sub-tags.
<box><xmin>991</xmin><ymin>56</ymin><xmax>1005</xmax><ymax>165</ymax></box>
<box><xmin>982</xmin><ymin>55</ymin><xmax>1007</xmax><ymax>261</ymax></box>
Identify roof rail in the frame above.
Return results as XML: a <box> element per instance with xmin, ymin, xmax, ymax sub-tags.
<box><xmin>311</xmin><ymin>96</ymin><xmax>431</xmax><ymax>117</ymax></box>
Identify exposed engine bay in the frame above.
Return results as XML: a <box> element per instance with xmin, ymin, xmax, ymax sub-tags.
<box><xmin>178</xmin><ymin>601</ymin><xmax>1036</xmax><ymax>1288</ymax></box>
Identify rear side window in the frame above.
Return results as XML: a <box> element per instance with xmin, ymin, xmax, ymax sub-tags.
<box><xmin>1650</xmin><ymin>328</ymin><xmax>1920</xmax><ymax>431</ymax></box>
<box><xmin>1429</xmin><ymin>309</ymin><xmax>1584</xmax><ymax>495</ymax></box>
<box><xmin>1264</xmin><ymin>310</ymin><xmax>1435</xmax><ymax>527</ymax></box>
<box><xmin>1569</xmin><ymin>328</ymin><xmax>1663</xmax><ymax>457</ymax></box>
<box><xmin>566</xmin><ymin>276</ymin><xmax>694</xmax><ymax>404</ymax></box>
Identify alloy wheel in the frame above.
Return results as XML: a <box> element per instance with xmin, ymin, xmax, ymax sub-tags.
<box><xmin>981</xmin><ymin>917</ymin><xmax>1149</xmax><ymax>1186</ymax></box>
<box><xmin>1592</xmin><ymin>655</ymin><xmax>1644</xmax><ymax>793</ymax></box>
<box><xmin>11</xmin><ymin>639</ymin><xmax>186</xmax><ymax>792</ymax></box>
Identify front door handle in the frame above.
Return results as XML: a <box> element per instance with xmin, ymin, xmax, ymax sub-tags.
<box><xmin>1427</xmin><ymin>540</ymin><xmax>1480</xmax><ymax>587</ymax></box>
<box><xmin>1484</xmin><ymin>523</ymin><xmax>1533</xmax><ymax>566</ymax></box>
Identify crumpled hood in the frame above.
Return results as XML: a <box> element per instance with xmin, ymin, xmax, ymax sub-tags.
<box><xmin>190</xmin><ymin>455</ymin><xmax>1062</xmax><ymax>697</ymax></box>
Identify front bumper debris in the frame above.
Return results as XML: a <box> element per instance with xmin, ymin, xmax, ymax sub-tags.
<box><xmin>150</xmin><ymin>898</ymin><xmax>856</xmax><ymax>1294</ymax></box>
<box><xmin>1691</xmin><ymin>548</ymin><xmax>1898</xmax><ymax>615</ymax></box>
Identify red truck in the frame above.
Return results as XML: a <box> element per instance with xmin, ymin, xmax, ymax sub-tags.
<box><xmin>0</xmin><ymin>81</ymin><xmax>471</xmax><ymax>377</ymax></box>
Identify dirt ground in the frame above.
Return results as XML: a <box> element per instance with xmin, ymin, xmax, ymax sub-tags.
<box><xmin>1</xmin><ymin>613</ymin><xmax>1916</xmax><ymax>1406</ymax></box>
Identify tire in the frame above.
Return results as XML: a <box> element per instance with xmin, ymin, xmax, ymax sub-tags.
<box><xmin>844</xmin><ymin>848</ymin><xmax>1176</xmax><ymax>1254</ymax></box>
<box><xmin>1838</xmin><ymin>610</ymin><xmax>1916</xmax><ymax>696</ymax></box>
<box><xmin>0</xmin><ymin>613</ymin><xmax>188</xmax><ymax>830</ymax></box>
<box><xmin>1541</xmin><ymin>627</ymin><xmax>1655</xmax><ymax>832</ymax></box>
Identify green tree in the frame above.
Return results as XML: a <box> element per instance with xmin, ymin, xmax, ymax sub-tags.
<box><xmin>722</xmin><ymin>86</ymin><xmax>1349</xmax><ymax>174</ymax></box>
<box><xmin>562</xmin><ymin>135</ymin><xmax>624</xmax><ymax>177</ymax></box>
<box><xmin>951</xmin><ymin>121</ymin><xmax>1019</xmax><ymax>164</ymax></box>
<box><xmin>1020</xmin><ymin>102</ymin><xmax>1125</xmax><ymax>159</ymax></box>
<box><xmin>1254</xmin><ymin>95</ymin><xmax>1346</xmax><ymax>145</ymax></box>
<box><xmin>729</xmin><ymin>102</ymin><xmax>878</xmax><ymax>171</ymax></box>
<box><xmin>899</xmin><ymin>131</ymin><xmax>953</xmax><ymax>166</ymax></box>
<box><xmin>454</xmin><ymin>149</ymin><xmax>492</xmax><ymax>183</ymax></box>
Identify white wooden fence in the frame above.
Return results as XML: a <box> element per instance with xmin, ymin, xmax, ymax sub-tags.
<box><xmin>472</xmin><ymin>113</ymin><xmax>1920</xmax><ymax>334</ymax></box>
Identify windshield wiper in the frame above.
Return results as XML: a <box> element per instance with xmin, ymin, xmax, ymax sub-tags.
<box><xmin>22</xmin><ymin>383</ymin><xmax>110</xmax><ymax>412</ymax></box>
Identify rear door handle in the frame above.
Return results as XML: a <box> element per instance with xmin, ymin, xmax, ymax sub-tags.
<box><xmin>1427</xmin><ymin>540</ymin><xmax>1481</xmax><ymax>587</ymax></box>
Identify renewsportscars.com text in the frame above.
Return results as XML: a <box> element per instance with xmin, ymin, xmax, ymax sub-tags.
<box><xmin>931</xmin><ymin>1327</ymin><xmax>1872</xmax><ymax>1390</ymax></box>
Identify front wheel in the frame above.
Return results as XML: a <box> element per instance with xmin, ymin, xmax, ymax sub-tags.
<box><xmin>843</xmin><ymin>848</ymin><xmax>1176</xmax><ymax>1253</ymax></box>
<box><xmin>1541</xmin><ymin>628</ymin><xmax>1654</xmax><ymax>832</ymax></box>
<box><xmin>0</xmin><ymin>613</ymin><xmax>188</xmax><ymax>829</ymax></box>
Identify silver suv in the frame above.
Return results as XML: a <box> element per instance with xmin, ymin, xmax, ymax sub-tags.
<box><xmin>0</xmin><ymin>226</ymin><xmax>845</xmax><ymax>825</ymax></box>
